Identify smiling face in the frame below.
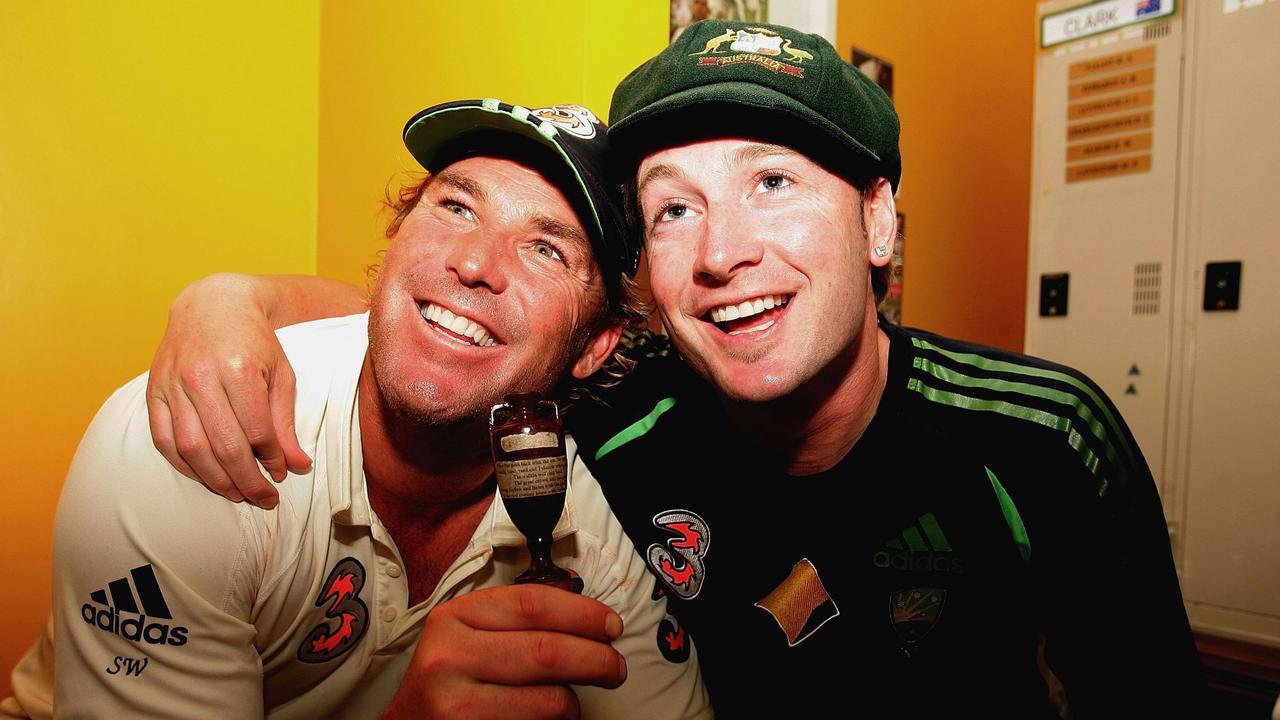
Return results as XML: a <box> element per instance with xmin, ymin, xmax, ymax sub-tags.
<box><xmin>637</xmin><ymin>138</ymin><xmax>895</xmax><ymax>403</ymax></box>
<box><xmin>366</xmin><ymin>155</ymin><xmax>620</xmax><ymax>427</ymax></box>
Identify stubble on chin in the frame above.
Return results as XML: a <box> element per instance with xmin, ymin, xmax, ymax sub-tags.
<box><xmin>724</xmin><ymin>343</ymin><xmax>771</xmax><ymax>365</ymax></box>
<box><xmin>366</xmin><ymin>316</ymin><xmax>451</xmax><ymax>427</ymax></box>
<box><xmin>369</xmin><ymin>340</ymin><xmax>490</xmax><ymax>428</ymax></box>
<box><xmin>391</xmin><ymin>379</ymin><xmax>454</xmax><ymax>428</ymax></box>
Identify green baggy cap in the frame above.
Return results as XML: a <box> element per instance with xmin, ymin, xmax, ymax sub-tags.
<box><xmin>609</xmin><ymin>20</ymin><xmax>901</xmax><ymax>190</ymax></box>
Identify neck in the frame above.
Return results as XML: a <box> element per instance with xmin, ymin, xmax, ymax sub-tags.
<box><xmin>723</xmin><ymin>299</ymin><xmax>890</xmax><ymax>476</ymax></box>
<box><xmin>356</xmin><ymin>358</ymin><xmax>495</xmax><ymax>526</ymax></box>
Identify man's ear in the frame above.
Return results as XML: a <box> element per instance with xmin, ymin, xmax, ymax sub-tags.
<box><xmin>572</xmin><ymin>323</ymin><xmax>624</xmax><ymax>379</ymax></box>
<box><xmin>863</xmin><ymin>178</ymin><xmax>898</xmax><ymax>269</ymax></box>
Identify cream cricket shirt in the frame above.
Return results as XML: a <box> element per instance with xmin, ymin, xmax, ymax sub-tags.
<box><xmin>5</xmin><ymin>314</ymin><xmax>709</xmax><ymax>719</ymax></box>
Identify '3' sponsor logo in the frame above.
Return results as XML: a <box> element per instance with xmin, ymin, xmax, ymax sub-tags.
<box><xmin>298</xmin><ymin>558</ymin><xmax>370</xmax><ymax>663</ymax></box>
<box><xmin>647</xmin><ymin>510</ymin><xmax>710</xmax><ymax>600</ymax></box>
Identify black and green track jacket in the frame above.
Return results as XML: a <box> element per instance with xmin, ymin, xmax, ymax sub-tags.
<box><xmin>569</xmin><ymin>318</ymin><xmax>1203</xmax><ymax>718</ymax></box>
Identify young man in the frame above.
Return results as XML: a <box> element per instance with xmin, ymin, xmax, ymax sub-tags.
<box><xmin>129</xmin><ymin>21</ymin><xmax>1202</xmax><ymax>717</ymax></box>
<box><xmin>577</xmin><ymin>22</ymin><xmax>1202</xmax><ymax>716</ymax></box>
<box><xmin>3</xmin><ymin>99</ymin><xmax>709</xmax><ymax>720</ymax></box>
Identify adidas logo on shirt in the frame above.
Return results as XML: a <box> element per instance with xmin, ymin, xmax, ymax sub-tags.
<box><xmin>80</xmin><ymin>564</ymin><xmax>189</xmax><ymax>647</ymax></box>
<box><xmin>872</xmin><ymin>513</ymin><xmax>964</xmax><ymax>575</ymax></box>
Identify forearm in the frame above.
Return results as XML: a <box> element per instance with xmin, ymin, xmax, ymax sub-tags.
<box><xmin>255</xmin><ymin>274</ymin><xmax>367</xmax><ymax>327</ymax></box>
<box><xmin>173</xmin><ymin>273</ymin><xmax>365</xmax><ymax>331</ymax></box>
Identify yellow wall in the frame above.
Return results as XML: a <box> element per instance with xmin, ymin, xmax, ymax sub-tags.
<box><xmin>0</xmin><ymin>0</ymin><xmax>666</xmax><ymax>696</ymax></box>
<box><xmin>315</xmin><ymin>0</ymin><xmax>668</xmax><ymax>288</ymax></box>
<box><xmin>0</xmin><ymin>4</ymin><xmax>319</xmax><ymax>694</ymax></box>
<box><xmin>838</xmin><ymin>2</ymin><xmax>1037</xmax><ymax>350</ymax></box>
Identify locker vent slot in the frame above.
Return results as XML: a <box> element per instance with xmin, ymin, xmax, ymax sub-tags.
<box><xmin>1143</xmin><ymin>23</ymin><xmax>1171</xmax><ymax>41</ymax></box>
<box><xmin>1134</xmin><ymin>262</ymin><xmax>1161</xmax><ymax>315</ymax></box>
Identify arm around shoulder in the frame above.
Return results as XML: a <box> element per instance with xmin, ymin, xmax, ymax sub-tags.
<box><xmin>148</xmin><ymin>272</ymin><xmax>364</xmax><ymax>506</ymax></box>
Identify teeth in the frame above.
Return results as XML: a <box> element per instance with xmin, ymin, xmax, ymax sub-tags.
<box><xmin>420</xmin><ymin>303</ymin><xmax>498</xmax><ymax>347</ymax></box>
<box><xmin>709</xmin><ymin>294</ymin><xmax>790</xmax><ymax>323</ymax></box>
<box><xmin>730</xmin><ymin>320</ymin><xmax>775</xmax><ymax>336</ymax></box>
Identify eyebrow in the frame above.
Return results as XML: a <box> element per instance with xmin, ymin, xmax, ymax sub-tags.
<box><xmin>729</xmin><ymin>142</ymin><xmax>800</xmax><ymax>166</ymax></box>
<box><xmin>532</xmin><ymin>214</ymin><xmax>590</xmax><ymax>252</ymax></box>
<box><xmin>637</xmin><ymin>142</ymin><xmax>803</xmax><ymax>196</ymax></box>
<box><xmin>431</xmin><ymin>168</ymin><xmax>488</xmax><ymax>203</ymax></box>
<box><xmin>636</xmin><ymin>162</ymin><xmax>686</xmax><ymax>198</ymax></box>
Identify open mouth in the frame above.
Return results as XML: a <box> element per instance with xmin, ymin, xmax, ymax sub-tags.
<box><xmin>419</xmin><ymin>302</ymin><xmax>499</xmax><ymax>347</ymax></box>
<box><xmin>704</xmin><ymin>294</ymin><xmax>792</xmax><ymax>336</ymax></box>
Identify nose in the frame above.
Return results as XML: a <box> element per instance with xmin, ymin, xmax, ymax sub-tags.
<box><xmin>694</xmin><ymin>206</ymin><xmax>764</xmax><ymax>283</ymax></box>
<box><xmin>445</xmin><ymin>229</ymin><xmax>509</xmax><ymax>294</ymax></box>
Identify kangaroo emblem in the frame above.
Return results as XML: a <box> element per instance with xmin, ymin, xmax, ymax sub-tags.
<box><xmin>781</xmin><ymin>38</ymin><xmax>813</xmax><ymax>63</ymax></box>
<box><xmin>690</xmin><ymin>28</ymin><xmax>737</xmax><ymax>56</ymax></box>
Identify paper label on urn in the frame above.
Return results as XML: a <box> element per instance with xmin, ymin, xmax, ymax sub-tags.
<box><xmin>499</xmin><ymin>431</ymin><xmax>559</xmax><ymax>453</ymax></box>
<box><xmin>494</xmin><ymin>456</ymin><xmax>567</xmax><ymax>499</ymax></box>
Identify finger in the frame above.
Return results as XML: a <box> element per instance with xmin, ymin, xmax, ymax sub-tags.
<box><xmin>433</xmin><ymin>684</ymin><xmax>581</xmax><ymax>720</ymax></box>
<box><xmin>451</xmin><ymin>585</ymin><xmax>624</xmax><ymax>641</ymax></box>
<box><xmin>221</xmin><ymin>366</ymin><xmax>289</xmax><ymax>483</ymax></box>
<box><xmin>459</xmin><ymin>630</ymin><xmax>626</xmax><ymax>690</ymax></box>
<box><xmin>145</xmin><ymin>390</ymin><xmax>199</xmax><ymax>481</ymax></box>
<box><xmin>169</xmin><ymin>389</ymin><xmax>246</xmax><ymax>503</ymax></box>
<box><xmin>182</xmin><ymin>384</ymin><xmax>279</xmax><ymax>509</ymax></box>
<box><xmin>268</xmin><ymin>360</ymin><xmax>311</xmax><ymax>475</ymax></box>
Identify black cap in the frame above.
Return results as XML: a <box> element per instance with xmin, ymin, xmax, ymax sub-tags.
<box><xmin>403</xmin><ymin>99</ymin><xmax>639</xmax><ymax>278</ymax></box>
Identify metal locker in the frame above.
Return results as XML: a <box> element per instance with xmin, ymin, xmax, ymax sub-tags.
<box><xmin>1027</xmin><ymin>0</ymin><xmax>1280</xmax><ymax>647</ymax></box>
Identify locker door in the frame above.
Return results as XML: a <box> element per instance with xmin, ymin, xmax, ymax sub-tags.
<box><xmin>1174</xmin><ymin>0</ymin><xmax>1280</xmax><ymax>646</ymax></box>
<box><xmin>1026</xmin><ymin>1</ymin><xmax>1184</xmax><ymax>490</ymax></box>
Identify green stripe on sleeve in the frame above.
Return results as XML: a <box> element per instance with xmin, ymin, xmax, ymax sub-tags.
<box><xmin>594</xmin><ymin>397</ymin><xmax>679</xmax><ymax>461</ymax></box>
<box><xmin>985</xmin><ymin>466</ymin><xmax>1031</xmax><ymax>565</ymax></box>
<box><xmin>910</xmin><ymin>337</ymin><xmax>1136</xmax><ymax>468</ymax></box>
<box><xmin>910</xmin><ymin>355</ymin><xmax>1123</xmax><ymax>483</ymax></box>
<box><xmin>907</xmin><ymin>378</ymin><xmax>1109</xmax><ymax>497</ymax></box>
